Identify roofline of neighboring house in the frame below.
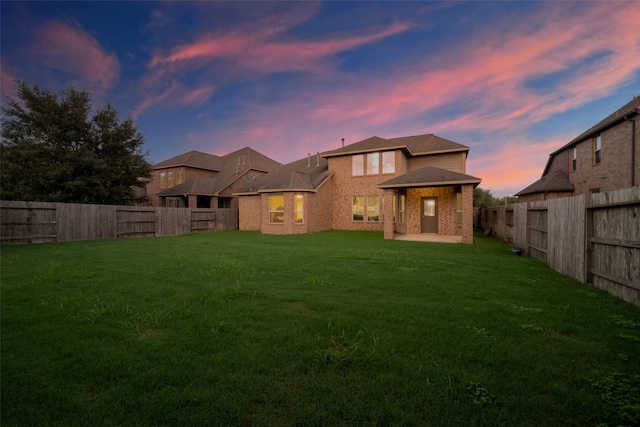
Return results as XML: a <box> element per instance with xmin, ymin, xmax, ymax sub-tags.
<box><xmin>158</xmin><ymin>191</ymin><xmax>218</xmax><ymax>196</ymax></box>
<box><xmin>153</xmin><ymin>165</ymin><xmax>221</xmax><ymax>172</ymax></box>
<box><xmin>378</xmin><ymin>179</ymin><xmax>481</xmax><ymax>189</ymax></box>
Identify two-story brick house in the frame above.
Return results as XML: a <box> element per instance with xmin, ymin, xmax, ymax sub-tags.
<box><xmin>236</xmin><ymin>133</ymin><xmax>481</xmax><ymax>243</ymax></box>
<box><xmin>516</xmin><ymin>95</ymin><xmax>640</xmax><ymax>203</ymax></box>
<box><xmin>145</xmin><ymin>147</ymin><xmax>280</xmax><ymax>208</ymax></box>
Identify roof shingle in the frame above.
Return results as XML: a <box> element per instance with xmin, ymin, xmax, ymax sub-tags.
<box><xmin>378</xmin><ymin>166</ymin><xmax>481</xmax><ymax>189</ymax></box>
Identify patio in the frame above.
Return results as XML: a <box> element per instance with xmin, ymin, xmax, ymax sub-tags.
<box><xmin>393</xmin><ymin>234</ymin><xmax>463</xmax><ymax>243</ymax></box>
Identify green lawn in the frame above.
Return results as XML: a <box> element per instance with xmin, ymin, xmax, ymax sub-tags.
<box><xmin>1</xmin><ymin>230</ymin><xmax>639</xmax><ymax>426</ymax></box>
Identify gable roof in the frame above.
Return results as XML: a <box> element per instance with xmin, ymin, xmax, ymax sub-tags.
<box><xmin>322</xmin><ymin>133</ymin><xmax>468</xmax><ymax>158</ymax></box>
<box><xmin>234</xmin><ymin>155</ymin><xmax>333</xmax><ymax>194</ymax></box>
<box><xmin>378</xmin><ymin>166</ymin><xmax>481</xmax><ymax>189</ymax></box>
<box><xmin>221</xmin><ymin>147</ymin><xmax>282</xmax><ymax>173</ymax></box>
<box><xmin>153</xmin><ymin>151</ymin><xmax>223</xmax><ymax>171</ymax></box>
<box><xmin>514</xmin><ymin>170</ymin><xmax>575</xmax><ymax>197</ymax></box>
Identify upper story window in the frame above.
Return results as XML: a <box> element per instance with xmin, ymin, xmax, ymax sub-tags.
<box><xmin>176</xmin><ymin>169</ymin><xmax>184</xmax><ymax>185</ymax></box>
<box><xmin>352</xmin><ymin>155</ymin><xmax>364</xmax><ymax>176</ymax></box>
<box><xmin>382</xmin><ymin>151</ymin><xmax>395</xmax><ymax>174</ymax></box>
<box><xmin>269</xmin><ymin>194</ymin><xmax>284</xmax><ymax>224</ymax></box>
<box><xmin>352</xmin><ymin>151</ymin><xmax>395</xmax><ymax>176</ymax></box>
<box><xmin>572</xmin><ymin>147</ymin><xmax>577</xmax><ymax>171</ymax></box>
<box><xmin>168</xmin><ymin>171</ymin><xmax>174</xmax><ymax>187</ymax></box>
<box><xmin>367</xmin><ymin>153</ymin><xmax>379</xmax><ymax>175</ymax></box>
<box><xmin>160</xmin><ymin>172</ymin><xmax>167</xmax><ymax>189</ymax></box>
<box><xmin>594</xmin><ymin>135</ymin><xmax>601</xmax><ymax>164</ymax></box>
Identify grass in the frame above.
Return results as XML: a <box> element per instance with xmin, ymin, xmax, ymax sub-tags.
<box><xmin>1</xmin><ymin>230</ymin><xmax>639</xmax><ymax>426</ymax></box>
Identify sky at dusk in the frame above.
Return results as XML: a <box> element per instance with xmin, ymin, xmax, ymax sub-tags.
<box><xmin>2</xmin><ymin>1</ymin><xmax>639</xmax><ymax>197</ymax></box>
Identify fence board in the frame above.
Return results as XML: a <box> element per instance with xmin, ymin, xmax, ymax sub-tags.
<box><xmin>527</xmin><ymin>204</ymin><xmax>548</xmax><ymax>263</ymax></box>
<box><xmin>512</xmin><ymin>203</ymin><xmax>528</xmax><ymax>251</ymax></box>
<box><xmin>155</xmin><ymin>207</ymin><xmax>191</xmax><ymax>236</ymax></box>
<box><xmin>589</xmin><ymin>187</ymin><xmax>640</xmax><ymax>305</ymax></box>
<box><xmin>547</xmin><ymin>195</ymin><xmax>585</xmax><ymax>282</ymax></box>
<box><xmin>1</xmin><ymin>201</ymin><xmax>238</xmax><ymax>244</ymax></box>
<box><xmin>0</xmin><ymin>201</ymin><xmax>57</xmax><ymax>243</ymax></box>
<box><xmin>477</xmin><ymin>186</ymin><xmax>640</xmax><ymax>306</ymax></box>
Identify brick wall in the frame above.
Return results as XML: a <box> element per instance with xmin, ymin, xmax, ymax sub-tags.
<box><xmin>329</xmin><ymin>150</ymin><xmax>406</xmax><ymax>231</ymax></box>
<box><xmin>570</xmin><ymin>118</ymin><xmax>639</xmax><ymax>197</ymax></box>
<box><xmin>405</xmin><ymin>187</ymin><xmax>456</xmax><ymax>235</ymax></box>
<box><xmin>238</xmin><ymin>195</ymin><xmax>261</xmax><ymax>230</ymax></box>
<box><xmin>461</xmin><ymin>184</ymin><xmax>474</xmax><ymax>243</ymax></box>
<box><xmin>307</xmin><ymin>179</ymin><xmax>333</xmax><ymax>233</ymax></box>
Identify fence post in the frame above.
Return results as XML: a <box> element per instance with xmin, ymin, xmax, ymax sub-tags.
<box><xmin>585</xmin><ymin>206</ymin><xmax>594</xmax><ymax>285</ymax></box>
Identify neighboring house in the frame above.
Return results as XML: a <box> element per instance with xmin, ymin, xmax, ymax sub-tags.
<box><xmin>145</xmin><ymin>147</ymin><xmax>281</xmax><ymax>208</ymax></box>
<box><xmin>235</xmin><ymin>134</ymin><xmax>481</xmax><ymax>243</ymax></box>
<box><xmin>516</xmin><ymin>95</ymin><xmax>640</xmax><ymax>203</ymax></box>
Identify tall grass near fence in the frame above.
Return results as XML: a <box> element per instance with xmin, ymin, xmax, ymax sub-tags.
<box><xmin>2</xmin><ymin>231</ymin><xmax>639</xmax><ymax>426</ymax></box>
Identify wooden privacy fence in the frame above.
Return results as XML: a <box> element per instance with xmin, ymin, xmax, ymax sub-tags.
<box><xmin>474</xmin><ymin>186</ymin><xmax>640</xmax><ymax>306</ymax></box>
<box><xmin>0</xmin><ymin>201</ymin><xmax>238</xmax><ymax>244</ymax></box>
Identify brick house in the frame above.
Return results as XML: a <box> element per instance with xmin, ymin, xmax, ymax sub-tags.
<box><xmin>145</xmin><ymin>147</ymin><xmax>280</xmax><ymax>208</ymax></box>
<box><xmin>516</xmin><ymin>95</ymin><xmax>640</xmax><ymax>203</ymax></box>
<box><xmin>236</xmin><ymin>134</ymin><xmax>481</xmax><ymax>243</ymax></box>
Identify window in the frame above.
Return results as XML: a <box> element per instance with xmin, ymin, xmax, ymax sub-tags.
<box><xmin>594</xmin><ymin>135</ymin><xmax>601</xmax><ymax>164</ymax></box>
<box><xmin>352</xmin><ymin>155</ymin><xmax>364</xmax><ymax>176</ymax></box>
<box><xmin>456</xmin><ymin>192</ymin><xmax>463</xmax><ymax>225</ymax></box>
<box><xmin>176</xmin><ymin>169</ymin><xmax>184</xmax><ymax>185</ymax></box>
<box><xmin>572</xmin><ymin>147</ymin><xmax>577</xmax><ymax>171</ymax></box>
<box><xmin>382</xmin><ymin>151</ymin><xmax>395</xmax><ymax>174</ymax></box>
<box><xmin>160</xmin><ymin>172</ymin><xmax>167</xmax><ymax>189</ymax></box>
<box><xmin>367</xmin><ymin>153</ymin><xmax>379</xmax><ymax>175</ymax></box>
<box><xmin>367</xmin><ymin>196</ymin><xmax>380</xmax><ymax>222</ymax></box>
<box><xmin>352</xmin><ymin>196</ymin><xmax>364</xmax><ymax>221</ymax></box>
<box><xmin>353</xmin><ymin>196</ymin><xmax>383</xmax><ymax>222</ymax></box>
<box><xmin>399</xmin><ymin>194</ymin><xmax>406</xmax><ymax>224</ymax></box>
<box><xmin>269</xmin><ymin>194</ymin><xmax>284</xmax><ymax>223</ymax></box>
<box><xmin>294</xmin><ymin>194</ymin><xmax>304</xmax><ymax>224</ymax></box>
<box><xmin>392</xmin><ymin>195</ymin><xmax>397</xmax><ymax>223</ymax></box>
<box><xmin>168</xmin><ymin>171</ymin><xmax>174</xmax><ymax>187</ymax></box>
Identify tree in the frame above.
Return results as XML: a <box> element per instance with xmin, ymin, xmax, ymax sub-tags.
<box><xmin>473</xmin><ymin>187</ymin><xmax>499</xmax><ymax>207</ymax></box>
<box><xmin>1</xmin><ymin>81</ymin><xmax>151</xmax><ymax>204</ymax></box>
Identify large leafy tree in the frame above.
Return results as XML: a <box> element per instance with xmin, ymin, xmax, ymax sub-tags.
<box><xmin>473</xmin><ymin>187</ymin><xmax>500</xmax><ymax>207</ymax></box>
<box><xmin>1</xmin><ymin>81</ymin><xmax>151</xmax><ymax>204</ymax></box>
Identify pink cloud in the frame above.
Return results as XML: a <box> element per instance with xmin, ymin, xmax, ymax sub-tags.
<box><xmin>29</xmin><ymin>21</ymin><xmax>120</xmax><ymax>94</ymax></box>
<box><xmin>149</xmin><ymin>20</ymin><xmax>412</xmax><ymax>75</ymax></box>
<box><xmin>133</xmin><ymin>80</ymin><xmax>215</xmax><ymax>117</ymax></box>
<box><xmin>138</xmin><ymin>3</ymin><xmax>411</xmax><ymax>116</ymax></box>
<box><xmin>302</xmin><ymin>2</ymin><xmax>639</xmax><ymax>135</ymax></box>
